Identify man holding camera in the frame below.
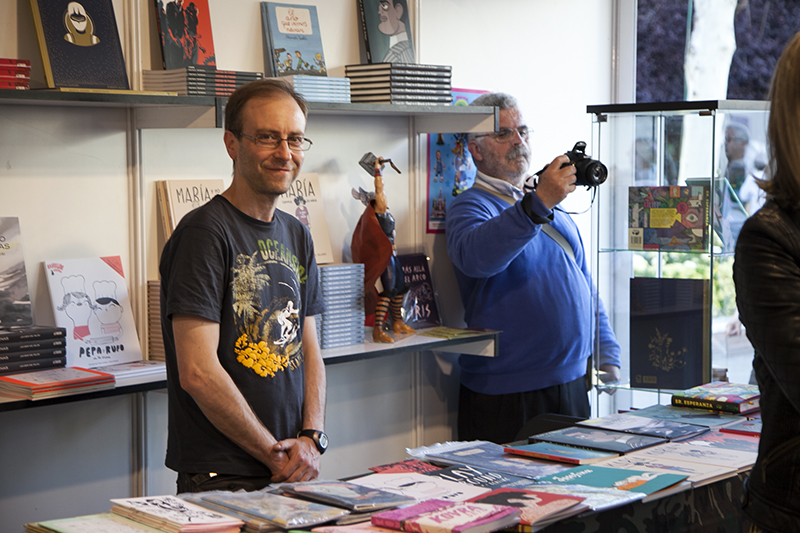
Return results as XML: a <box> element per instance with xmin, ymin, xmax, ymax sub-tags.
<box><xmin>446</xmin><ymin>92</ymin><xmax>620</xmax><ymax>444</ymax></box>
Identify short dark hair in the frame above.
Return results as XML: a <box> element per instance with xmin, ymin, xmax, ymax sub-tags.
<box><xmin>225</xmin><ymin>79</ymin><xmax>308</xmax><ymax>135</ymax></box>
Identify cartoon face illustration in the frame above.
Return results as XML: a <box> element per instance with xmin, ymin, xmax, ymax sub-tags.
<box><xmin>63</xmin><ymin>2</ymin><xmax>100</xmax><ymax>46</ymax></box>
<box><xmin>377</xmin><ymin>0</ymin><xmax>405</xmax><ymax>36</ymax></box>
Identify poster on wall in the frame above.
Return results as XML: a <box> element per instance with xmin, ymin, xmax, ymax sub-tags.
<box><xmin>426</xmin><ymin>88</ymin><xmax>486</xmax><ymax>234</ymax></box>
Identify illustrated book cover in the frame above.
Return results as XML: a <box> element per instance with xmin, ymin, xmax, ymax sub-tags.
<box><xmin>347</xmin><ymin>471</ymin><xmax>491</xmax><ymax>502</ymax></box>
<box><xmin>628</xmin><ymin>185</ymin><xmax>709</xmax><ymax>251</ymax></box>
<box><xmin>467</xmin><ymin>488</ymin><xmax>588</xmax><ymax>531</ymax></box>
<box><xmin>156</xmin><ymin>178</ymin><xmax>224</xmax><ymax>239</ymax></box>
<box><xmin>671</xmin><ymin>381</ymin><xmax>760</xmax><ymax>414</ymax></box>
<box><xmin>626</xmin><ymin>403</ymin><xmax>743</xmax><ymax>428</ymax></box>
<box><xmin>503</xmin><ymin>441</ymin><xmax>619</xmax><ymax>465</ymax></box>
<box><xmin>262</xmin><ymin>2</ymin><xmax>327</xmax><ymax>77</ymax></box>
<box><xmin>274</xmin><ymin>480</ymin><xmax>416</xmax><ymax>511</ymax></box>
<box><xmin>424</xmin><ymin>464</ymin><xmax>533</xmax><ymax>490</ymax></box>
<box><xmin>681</xmin><ymin>428</ymin><xmax>760</xmax><ymax>453</ymax></box>
<box><xmin>29</xmin><ymin>0</ymin><xmax>130</xmax><ymax>89</ymax></box>
<box><xmin>0</xmin><ymin>217</ymin><xmax>33</xmax><ymax>327</ymax></box>
<box><xmin>44</xmin><ymin>256</ymin><xmax>142</xmax><ymax>368</ymax></box>
<box><xmin>534</xmin><ymin>464</ymin><xmax>688</xmax><ymax>497</ymax></box>
<box><xmin>529</xmin><ymin>426</ymin><xmax>668</xmax><ymax>455</ymax></box>
<box><xmin>423</xmin><ymin>441</ymin><xmax>570</xmax><ymax>480</ymax></box>
<box><xmin>356</xmin><ymin>0</ymin><xmax>416</xmax><ymax>64</ymax></box>
<box><xmin>596</xmin><ymin>452</ymin><xmax>737</xmax><ymax>488</ymax></box>
<box><xmin>110</xmin><ymin>495</ymin><xmax>243</xmax><ymax>531</ymax></box>
<box><xmin>154</xmin><ymin>0</ymin><xmax>217</xmax><ymax>70</ymax></box>
<box><xmin>719</xmin><ymin>417</ymin><xmax>762</xmax><ymax>437</ymax></box>
<box><xmin>199</xmin><ymin>490</ymin><xmax>349</xmax><ymax>528</ymax></box>
<box><xmin>277</xmin><ymin>172</ymin><xmax>334</xmax><ymax>264</ymax></box>
<box><xmin>397</xmin><ymin>253</ymin><xmax>440</xmax><ymax>329</ymax></box>
<box><xmin>369</xmin><ymin>458</ymin><xmax>442</xmax><ymax>474</ymax></box>
<box><xmin>577</xmin><ymin>412</ymin><xmax>709</xmax><ymax>441</ymax></box>
<box><xmin>629</xmin><ymin>277</ymin><xmax>710</xmax><ymax>390</ymax></box>
<box><xmin>628</xmin><ymin>441</ymin><xmax>757</xmax><ymax>472</ymax></box>
<box><xmin>371</xmin><ymin>498</ymin><xmax>520</xmax><ymax>533</ymax></box>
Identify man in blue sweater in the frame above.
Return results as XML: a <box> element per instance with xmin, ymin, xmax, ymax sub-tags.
<box><xmin>446</xmin><ymin>92</ymin><xmax>621</xmax><ymax>444</ymax></box>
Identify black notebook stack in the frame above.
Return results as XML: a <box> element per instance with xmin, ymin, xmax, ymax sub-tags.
<box><xmin>317</xmin><ymin>263</ymin><xmax>366</xmax><ymax>349</ymax></box>
<box><xmin>345</xmin><ymin>63</ymin><xmax>452</xmax><ymax>105</ymax></box>
<box><xmin>0</xmin><ymin>325</ymin><xmax>67</xmax><ymax>376</ymax></box>
<box><xmin>142</xmin><ymin>66</ymin><xmax>264</xmax><ymax>96</ymax></box>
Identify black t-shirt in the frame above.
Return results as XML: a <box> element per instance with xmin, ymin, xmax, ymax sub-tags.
<box><xmin>160</xmin><ymin>195</ymin><xmax>324</xmax><ymax>476</ymax></box>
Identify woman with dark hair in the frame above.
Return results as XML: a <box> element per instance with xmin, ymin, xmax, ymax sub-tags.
<box><xmin>733</xmin><ymin>30</ymin><xmax>800</xmax><ymax>532</ymax></box>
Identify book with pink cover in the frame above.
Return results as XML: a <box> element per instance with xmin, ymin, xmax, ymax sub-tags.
<box><xmin>371</xmin><ymin>499</ymin><xmax>519</xmax><ymax>533</ymax></box>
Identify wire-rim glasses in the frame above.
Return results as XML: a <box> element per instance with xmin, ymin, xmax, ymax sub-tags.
<box><xmin>473</xmin><ymin>126</ymin><xmax>530</xmax><ymax>143</ymax></box>
<box><xmin>231</xmin><ymin>130</ymin><xmax>313</xmax><ymax>152</ymax></box>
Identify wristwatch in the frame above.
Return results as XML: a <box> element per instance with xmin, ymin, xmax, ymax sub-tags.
<box><xmin>297</xmin><ymin>429</ymin><xmax>328</xmax><ymax>454</ymax></box>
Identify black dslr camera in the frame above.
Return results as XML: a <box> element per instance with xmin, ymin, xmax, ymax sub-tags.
<box><xmin>563</xmin><ymin>141</ymin><xmax>607</xmax><ymax>187</ymax></box>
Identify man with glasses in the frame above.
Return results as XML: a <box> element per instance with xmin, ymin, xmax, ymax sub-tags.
<box><xmin>160</xmin><ymin>80</ymin><xmax>327</xmax><ymax>493</ymax></box>
<box><xmin>446</xmin><ymin>92</ymin><xmax>620</xmax><ymax>444</ymax></box>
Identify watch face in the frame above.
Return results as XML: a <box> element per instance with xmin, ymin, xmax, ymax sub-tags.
<box><xmin>318</xmin><ymin>432</ymin><xmax>328</xmax><ymax>449</ymax></box>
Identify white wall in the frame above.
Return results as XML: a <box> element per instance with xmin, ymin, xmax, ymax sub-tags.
<box><xmin>0</xmin><ymin>0</ymin><xmax>614</xmax><ymax>529</ymax></box>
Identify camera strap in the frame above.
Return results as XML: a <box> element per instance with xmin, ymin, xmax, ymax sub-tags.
<box><xmin>471</xmin><ymin>184</ymin><xmax>576</xmax><ymax>263</ymax></box>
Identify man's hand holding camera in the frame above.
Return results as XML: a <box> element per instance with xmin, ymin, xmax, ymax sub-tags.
<box><xmin>535</xmin><ymin>154</ymin><xmax>577</xmax><ymax>210</ymax></box>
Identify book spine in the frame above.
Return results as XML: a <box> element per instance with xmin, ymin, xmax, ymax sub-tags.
<box><xmin>0</xmin><ymin>337</ymin><xmax>66</xmax><ymax>354</ymax></box>
<box><xmin>356</xmin><ymin>0</ymin><xmax>371</xmax><ymax>64</ymax></box>
<box><xmin>671</xmin><ymin>395</ymin><xmax>744</xmax><ymax>414</ymax></box>
<box><xmin>0</xmin><ymin>348</ymin><xmax>66</xmax><ymax>362</ymax></box>
<box><xmin>0</xmin><ymin>356</ymin><xmax>66</xmax><ymax>375</ymax></box>
<box><xmin>0</xmin><ymin>328</ymin><xmax>66</xmax><ymax>344</ymax></box>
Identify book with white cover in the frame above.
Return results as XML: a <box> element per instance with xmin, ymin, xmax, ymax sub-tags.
<box><xmin>596</xmin><ymin>452</ymin><xmax>737</xmax><ymax>488</ymax></box>
<box><xmin>348</xmin><ymin>471</ymin><xmax>491</xmax><ymax>502</ymax></box>
<box><xmin>44</xmin><ymin>256</ymin><xmax>142</xmax><ymax>368</ymax></box>
<box><xmin>627</xmin><ymin>441</ymin><xmax>757</xmax><ymax>472</ymax></box>
<box><xmin>110</xmin><ymin>495</ymin><xmax>243</xmax><ymax>530</ymax></box>
<box><xmin>32</xmin><ymin>512</ymin><xmax>162</xmax><ymax>533</ymax></box>
<box><xmin>277</xmin><ymin>173</ymin><xmax>334</xmax><ymax>264</ymax></box>
<box><xmin>156</xmin><ymin>179</ymin><xmax>224</xmax><ymax>238</ymax></box>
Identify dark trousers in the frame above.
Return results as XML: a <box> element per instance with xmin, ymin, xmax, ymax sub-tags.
<box><xmin>176</xmin><ymin>472</ymin><xmax>272</xmax><ymax>494</ymax></box>
<box><xmin>457</xmin><ymin>374</ymin><xmax>591</xmax><ymax>445</ymax></box>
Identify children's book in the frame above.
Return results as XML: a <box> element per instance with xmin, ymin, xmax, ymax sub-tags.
<box><xmin>261</xmin><ymin>2</ymin><xmax>327</xmax><ymax>77</ymax></box>
<box><xmin>719</xmin><ymin>417</ymin><xmax>762</xmax><ymax>437</ymax></box>
<box><xmin>397</xmin><ymin>253</ymin><xmax>440</xmax><ymax>329</ymax></box>
<box><xmin>371</xmin><ymin>499</ymin><xmax>519</xmax><ymax>533</ymax></box>
<box><xmin>529</xmin><ymin>427</ymin><xmax>668</xmax><ymax>455</ymax></box>
<box><xmin>154</xmin><ymin>0</ymin><xmax>217</xmax><ymax>70</ymax></box>
<box><xmin>347</xmin><ymin>472</ymin><xmax>491</xmax><ymax>502</ymax></box>
<box><xmin>627</xmin><ymin>403</ymin><xmax>743</xmax><ymax>429</ymax></box>
<box><xmin>534</xmin><ymin>464</ymin><xmax>688</xmax><ymax>498</ymax></box>
<box><xmin>29</xmin><ymin>0</ymin><xmax>130</xmax><ymax>89</ymax></box>
<box><xmin>595</xmin><ymin>452</ymin><xmax>737</xmax><ymax>488</ymax></box>
<box><xmin>356</xmin><ymin>0</ymin><xmax>416</xmax><ymax>64</ymax></box>
<box><xmin>277</xmin><ymin>173</ymin><xmax>334</xmax><ymax>264</ymax></box>
<box><xmin>422</xmin><ymin>441</ymin><xmax>571</xmax><ymax>480</ymax></box>
<box><xmin>200</xmin><ymin>490</ymin><xmax>349</xmax><ymax>528</ymax></box>
<box><xmin>671</xmin><ymin>381</ymin><xmax>760</xmax><ymax>414</ymax></box>
<box><xmin>156</xmin><ymin>179</ymin><xmax>224</xmax><ymax>239</ymax></box>
<box><xmin>369</xmin><ymin>458</ymin><xmax>442</xmax><ymax>474</ymax></box>
<box><xmin>577</xmin><ymin>412</ymin><xmax>709</xmax><ymax>441</ymax></box>
<box><xmin>628</xmin><ymin>185</ymin><xmax>710</xmax><ymax>251</ymax></box>
<box><xmin>424</xmin><ymin>464</ymin><xmax>533</xmax><ymax>490</ymax></box>
<box><xmin>110</xmin><ymin>495</ymin><xmax>243</xmax><ymax>531</ymax></box>
<box><xmin>626</xmin><ymin>441</ymin><xmax>757</xmax><ymax>472</ymax></box>
<box><xmin>467</xmin><ymin>488</ymin><xmax>588</xmax><ymax>532</ymax></box>
<box><xmin>0</xmin><ymin>217</ymin><xmax>33</xmax><ymax>327</ymax></box>
<box><xmin>44</xmin><ymin>256</ymin><xmax>142</xmax><ymax>368</ymax></box>
<box><xmin>32</xmin><ymin>513</ymin><xmax>163</xmax><ymax>533</ymax></box>
<box><xmin>503</xmin><ymin>441</ymin><xmax>619</xmax><ymax>465</ymax></box>
<box><xmin>274</xmin><ymin>480</ymin><xmax>416</xmax><ymax>511</ymax></box>
<box><xmin>629</xmin><ymin>277</ymin><xmax>710</xmax><ymax>390</ymax></box>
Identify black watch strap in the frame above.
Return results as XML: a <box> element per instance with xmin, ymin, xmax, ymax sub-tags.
<box><xmin>297</xmin><ymin>429</ymin><xmax>328</xmax><ymax>454</ymax></box>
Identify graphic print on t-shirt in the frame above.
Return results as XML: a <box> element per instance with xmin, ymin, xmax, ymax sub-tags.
<box><xmin>231</xmin><ymin>241</ymin><xmax>306</xmax><ymax>377</ymax></box>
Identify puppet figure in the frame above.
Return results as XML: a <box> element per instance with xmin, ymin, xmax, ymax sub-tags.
<box><xmin>351</xmin><ymin>153</ymin><xmax>415</xmax><ymax>343</ymax></box>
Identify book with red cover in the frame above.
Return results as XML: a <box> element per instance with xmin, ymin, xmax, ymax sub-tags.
<box><xmin>0</xmin><ymin>366</ymin><xmax>114</xmax><ymax>399</ymax></box>
<box><xmin>468</xmin><ymin>488</ymin><xmax>587</xmax><ymax>532</ymax></box>
<box><xmin>154</xmin><ymin>0</ymin><xmax>216</xmax><ymax>70</ymax></box>
<box><xmin>719</xmin><ymin>418</ymin><xmax>762</xmax><ymax>437</ymax></box>
<box><xmin>369</xmin><ymin>459</ymin><xmax>442</xmax><ymax>474</ymax></box>
<box><xmin>371</xmin><ymin>499</ymin><xmax>520</xmax><ymax>533</ymax></box>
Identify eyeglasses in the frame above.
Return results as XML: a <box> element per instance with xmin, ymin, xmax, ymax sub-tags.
<box><xmin>231</xmin><ymin>130</ymin><xmax>313</xmax><ymax>152</ymax></box>
<box><xmin>473</xmin><ymin>126</ymin><xmax>530</xmax><ymax>143</ymax></box>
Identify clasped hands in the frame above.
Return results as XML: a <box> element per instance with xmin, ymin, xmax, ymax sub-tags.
<box><xmin>267</xmin><ymin>435</ymin><xmax>321</xmax><ymax>482</ymax></box>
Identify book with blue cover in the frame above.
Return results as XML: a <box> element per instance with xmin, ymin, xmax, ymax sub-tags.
<box><xmin>424</xmin><ymin>441</ymin><xmax>570</xmax><ymax>480</ymax></box>
<box><xmin>262</xmin><ymin>2</ymin><xmax>327</xmax><ymax>77</ymax></box>
<box><xmin>503</xmin><ymin>441</ymin><xmax>619</xmax><ymax>465</ymax></box>
<box><xmin>577</xmin><ymin>412</ymin><xmax>708</xmax><ymax>441</ymax></box>
<box><xmin>529</xmin><ymin>427</ymin><xmax>668</xmax><ymax>455</ymax></box>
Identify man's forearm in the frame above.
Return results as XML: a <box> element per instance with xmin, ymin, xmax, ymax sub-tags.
<box><xmin>301</xmin><ymin>316</ymin><xmax>327</xmax><ymax>430</ymax></box>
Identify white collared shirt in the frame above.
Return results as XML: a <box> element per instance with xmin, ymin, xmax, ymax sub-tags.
<box><xmin>473</xmin><ymin>170</ymin><xmax>525</xmax><ymax>201</ymax></box>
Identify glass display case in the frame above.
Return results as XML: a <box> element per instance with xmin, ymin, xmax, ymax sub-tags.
<box><xmin>587</xmin><ymin>100</ymin><xmax>770</xmax><ymax>410</ymax></box>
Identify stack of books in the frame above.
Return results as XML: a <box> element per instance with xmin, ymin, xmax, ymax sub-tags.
<box><xmin>317</xmin><ymin>263</ymin><xmax>365</xmax><ymax>349</ymax></box>
<box><xmin>0</xmin><ymin>58</ymin><xmax>31</xmax><ymax>90</ymax></box>
<box><xmin>0</xmin><ymin>325</ymin><xmax>67</xmax><ymax>376</ymax></box>
<box><xmin>98</xmin><ymin>360</ymin><xmax>166</xmax><ymax>388</ymax></box>
<box><xmin>345</xmin><ymin>62</ymin><xmax>453</xmax><ymax>105</ymax></box>
<box><xmin>147</xmin><ymin>280</ymin><xmax>165</xmax><ymax>362</ymax></box>
<box><xmin>142</xmin><ymin>66</ymin><xmax>264</xmax><ymax>96</ymax></box>
<box><xmin>0</xmin><ymin>366</ymin><xmax>115</xmax><ymax>400</ymax></box>
<box><xmin>280</xmin><ymin>75</ymin><xmax>350</xmax><ymax>103</ymax></box>
<box><xmin>110</xmin><ymin>495</ymin><xmax>244</xmax><ymax>532</ymax></box>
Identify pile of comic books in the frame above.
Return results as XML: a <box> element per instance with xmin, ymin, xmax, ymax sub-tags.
<box><xmin>0</xmin><ymin>58</ymin><xmax>30</xmax><ymax>90</ymax></box>
<box><xmin>317</xmin><ymin>263</ymin><xmax>366</xmax><ymax>349</ymax></box>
